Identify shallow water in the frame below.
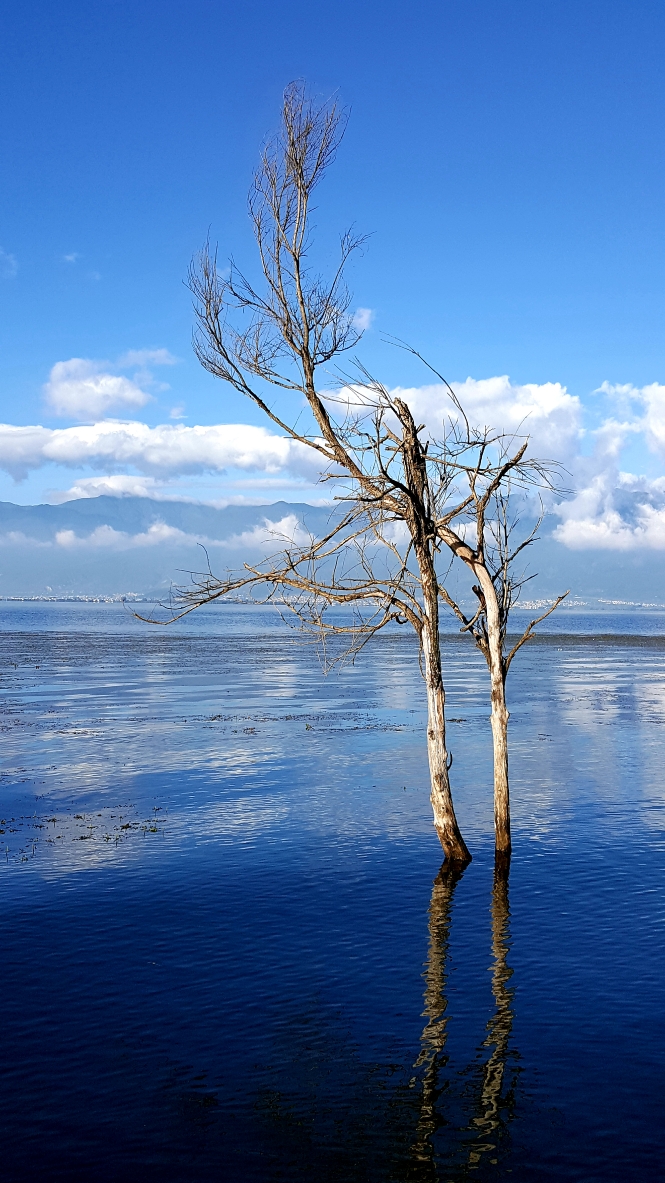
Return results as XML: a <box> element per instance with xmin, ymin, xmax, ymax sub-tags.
<box><xmin>0</xmin><ymin>604</ymin><xmax>664</xmax><ymax>1181</ymax></box>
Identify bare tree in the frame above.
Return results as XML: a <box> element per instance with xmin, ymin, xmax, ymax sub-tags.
<box><xmin>382</xmin><ymin>351</ymin><xmax>570</xmax><ymax>855</ymax></box>
<box><xmin>145</xmin><ymin>83</ymin><xmax>566</xmax><ymax>862</ymax></box>
<box><xmin>159</xmin><ymin>81</ymin><xmax>470</xmax><ymax>862</ymax></box>
<box><xmin>437</xmin><ymin>492</ymin><xmax>568</xmax><ymax>856</ymax></box>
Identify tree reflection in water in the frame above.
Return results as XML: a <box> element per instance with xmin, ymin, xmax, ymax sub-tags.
<box><xmin>464</xmin><ymin>854</ymin><xmax>520</xmax><ymax>1174</ymax></box>
<box><xmin>409</xmin><ymin>861</ymin><xmax>466</xmax><ymax>1178</ymax></box>
<box><xmin>408</xmin><ymin>855</ymin><xmax>519</xmax><ymax>1181</ymax></box>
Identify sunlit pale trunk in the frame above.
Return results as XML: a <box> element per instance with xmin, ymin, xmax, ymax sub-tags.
<box><xmin>398</xmin><ymin>397</ymin><xmax>470</xmax><ymax>863</ymax></box>
<box><xmin>489</xmin><ymin>670</ymin><xmax>510</xmax><ymax>855</ymax></box>
<box><xmin>475</xmin><ymin>570</ymin><xmax>511</xmax><ymax>855</ymax></box>
<box><xmin>421</xmin><ymin>566</ymin><xmax>471</xmax><ymax>864</ymax></box>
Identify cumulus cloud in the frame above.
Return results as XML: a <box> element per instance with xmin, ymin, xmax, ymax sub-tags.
<box><xmin>392</xmin><ymin>375</ymin><xmax>665</xmax><ymax>550</ymax></box>
<box><xmin>51</xmin><ymin>514</ymin><xmax>310</xmax><ymax>552</ymax></box>
<box><xmin>55</xmin><ymin>523</ymin><xmax>190</xmax><ymax>549</ymax></box>
<box><xmin>0</xmin><ymin>420</ymin><xmax>322</xmax><ymax>481</ymax></box>
<box><xmin>554</xmin><ymin>471</ymin><xmax>665</xmax><ymax>550</ymax></box>
<box><xmin>544</xmin><ymin>382</ymin><xmax>665</xmax><ymax>550</ymax></box>
<box><xmin>640</xmin><ymin>384</ymin><xmax>665</xmax><ymax>456</ymax></box>
<box><xmin>44</xmin><ymin>359</ymin><xmax>153</xmax><ymax>419</ymax></box>
<box><xmin>9</xmin><ymin>365</ymin><xmax>665</xmax><ymax>552</ymax></box>
<box><xmin>397</xmin><ymin>376</ymin><xmax>583</xmax><ymax>461</ymax></box>
<box><xmin>42</xmin><ymin>351</ymin><xmax>179</xmax><ymax>420</ymax></box>
<box><xmin>223</xmin><ymin>514</ymin><xmax>311</xmax><ymax>550</ymax></box>
<box><xmin>591</xmin><ymin>388</ymin><xmax>665</xmax><ymax>461</ymax></box>
<box><xmin>0</xmin><ymin>530</ymin><xmax>50</xmax><ymax>548</ymax></box>
<box><xmin>48</xmin><ymin>475</ymin><xmax>166</xmax><ymax>502</ymax></box>
<box><xmin>352</xmin><ymin>307</ymin><xmax>374</xmax><ymax>332</ymax></box>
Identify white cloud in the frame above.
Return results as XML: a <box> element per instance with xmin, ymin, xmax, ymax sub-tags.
<box><xmin>116</xmin><ymin>349</ymin><xmax>178</xmax><ymax>368</ymax></box>
<box><xmin>0</xmin><ymin>530</ymin><xmax>50</xmax><ymax>548</ymax></box>
<box><xmin>42</xmin><ymin>351</ymin><xmax>178</xmax><ymax>420</ymax></box>
<box><xmin>7</xmin><ymin>368</ymin><xmax>665</xmax><ymax>552</ymax></box>
<box><xmin>48</xmin><ymin>475</ymin><xmax>166</xmax><ymax>502</ymax></box>
<box><xmin>554</xmin><ymin>471</ymin><xmax>665</xmax><ymax>550</ymax></box>
<box><xmin>63</xmin><ymin>253</ymin><xmax>79</xmax><ymax>264</ymax></box>
<box><xmin>44</xmin><ymin>359</ymin><xmax>153</xmax><ymax>420</ymax></box>
<box><xmin>633</xmin><ymin>382</ymin><xmax>665</xmax><ymax>458</ymax></box>
<box><xmin>0</xmin><ymin>247</ymin><xmax>18</xmax><ymax>278</ymax></box>
<box><xmin>51</xmin><ymin>514</ymin><xmax>311</xmax><ymax>552</ymax></box>
<box><xmin>369</xmin><ymin>374</ymin><xmax>665</xmax><ymax>551</ymax></box>
<box><xmin>55</xmin><ymin>523</ymin><xmax>190</xmax><ymax>549</ymax></box>
<box><xmin>397</xmin><ymin>376</ymin><xmax>583</xmax><ymax>461</ymax></box>
<box><xmin>223</xmin><ymin>514</ymin><xmax>311</xmax><ymax>550</ymax></box>
<box><xmin>545</xmin><ymin>382</ymin><xmax>665</xmax><ymax>550</ymax></box>
<box><xmin>554</xmin><ymin>504</ymin><xmax>665</xmax><ymax>550</ymax></box>
<box><xmin>0</xmin><ymin>420</ymin><xmax>322</xmax><ymax>481</ymax></box>
<box><xmin>596</xmin><ymin>381</ymin><xmax>665</xmax><ymax>459</ymax></box>
<box><xmin>352</xmin><ymin>307</ymin><xmax>374</xmax><ymax>332</ymax></box>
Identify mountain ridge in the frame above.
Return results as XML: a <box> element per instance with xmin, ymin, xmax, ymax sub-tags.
<box><xmin>0</xmin><ymin>495</ymin><xmax>663</xmax><ymax>602</ymax></box>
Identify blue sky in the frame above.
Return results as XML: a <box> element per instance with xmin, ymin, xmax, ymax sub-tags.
<box><xmin>1</xmin><ymin>0</ymin><xmax>665</xmax><ymax>561</ymax></box>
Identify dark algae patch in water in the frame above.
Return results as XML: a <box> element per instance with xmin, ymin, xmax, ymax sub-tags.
<box><xmin>0</xmin><ymin>605</ymin><xmax>664</xmax><ymax>1180</ymax></box>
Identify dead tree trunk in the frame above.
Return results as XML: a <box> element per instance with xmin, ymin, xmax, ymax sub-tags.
<box><xmin>395</xmin><ymin>396</ymin><xmax>471</xmax><ymax>863</ymax></box>
<box><xmin>489</xmin><ymin>666</ymin><xmax>510</xmax><ymax>856</ymax></box>
<box><xmin>421</xmin><ymin>598</ymin><xmax>471</xmax><ymax>863</ymax></box>
<box><xmin>474</xmin><ymin>571</ymin><xmax>511</xmax><ymax>855</ymax></box>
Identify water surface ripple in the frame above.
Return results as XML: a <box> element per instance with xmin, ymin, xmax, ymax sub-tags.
<box><xmin>0</xmin><ymin>604</ymin><xmax>663</xmax><ymax>1181</ymax></box>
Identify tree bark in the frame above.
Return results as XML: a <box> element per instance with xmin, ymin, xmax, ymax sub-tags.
<box><xmin>421</xmin><ymin>589</ymin><xmax>471</xmax><ymax>864</ymax></box>
<box><xmin>397</xmin><ymin>396</ymin><xmax>471</xmax><ymax>864</ymax></box>
<box><xmin>489</xmin><ymin>670</ymin><xmax>510</xmax><ymax>855</ymax></box>
<box><xmin>473</xmin><ymin>569</ymin><xmax>511</xmax><ymax>855</ymax></box>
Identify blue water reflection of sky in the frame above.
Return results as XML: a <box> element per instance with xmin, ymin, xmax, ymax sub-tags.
<box><xmin>0</xmin><ymin>604</ymin><xmax>663</xmax><ymax>1180</ymax></box>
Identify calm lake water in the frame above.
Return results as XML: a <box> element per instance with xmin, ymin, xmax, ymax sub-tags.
<box><xmin>1</xmin><ymin>603</ymin><xmax>664</xmax><ymax>1181</ymax></box>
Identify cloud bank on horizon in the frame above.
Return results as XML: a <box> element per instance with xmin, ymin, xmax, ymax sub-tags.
<box><xmin>2</xmin><ymin>355</ymin><xmax>665</xmax><ymax>552</ymax></box>
<box><xmin>49</xmin><ymin>513</ymin><xmax>311</xmax><ymax>554</ymax></box>
<box><xmin>392</xmin><ymin>375</ymin><xmax>665</xmax><ymax>551</ymax></box>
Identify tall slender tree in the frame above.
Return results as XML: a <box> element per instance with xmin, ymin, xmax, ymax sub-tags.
<box><xmin>147</xmin><ymin>83</ymin><xmax>566</xmax><ymax>860</ymax></box>
<box><xmin>173</xmin><ymin>81</ymin><xmax>470</xmax><ymax>861</ymax></box>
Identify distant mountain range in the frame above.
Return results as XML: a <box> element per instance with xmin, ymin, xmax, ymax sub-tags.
<box><xmin>0</xmin><ymin>495</ymin><xmax>663</xmax><ymax>603</ymax></box>
<box><xmin>0</xmin><ymin>496</ymin><xmax>334</xmax><ymax>542</ymax></box>
<box><xmin>0</xmin><ymin>498</ymin><xmax>335</xmax><ymax>598</ymax></box>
